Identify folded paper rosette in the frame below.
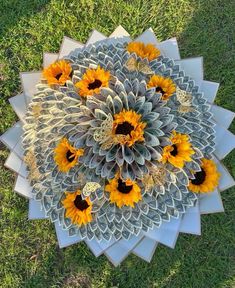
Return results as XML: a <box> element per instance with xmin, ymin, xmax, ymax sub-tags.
<box><xmin>1</xmin><ymin>26</ymin><xmax>235</xmax><ymax>266</ymax></box>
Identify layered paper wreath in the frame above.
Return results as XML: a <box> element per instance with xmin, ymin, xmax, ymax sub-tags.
<box><xmin>1</xmin><ymin>26</ymin><xmax>235</xmax><ymax>266</ymax></box>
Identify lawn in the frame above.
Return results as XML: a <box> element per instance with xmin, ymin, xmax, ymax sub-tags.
<box><xmin>0</xmin><ymin>0</ymin><xmax>234</xmax><ymax>287</ymax></box>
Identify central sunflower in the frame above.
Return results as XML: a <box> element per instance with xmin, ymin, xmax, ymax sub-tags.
<box><xmin>42</xmin><ymin>60</ymin><xmax>72</xmax><ymax>86</ymax></box>
<box><xmin>161</xmin><ymin>131</ymin><xmax>195</xmax><ymax>168</ymax></box>
<box><xmin>54</xmin><ymin>138</ymin><xmax>84</xmax><ymax>172</ymax></box>
<box><xmin>188</xmin><ymin>158</ymin><xmax>220</xmax><ymax>193</ymax></box>
<box><xmin>62</xmin><ymin>190</ymin><xmax>92</xmax><ymax>226</ymax></box>
<box><xmin>126</xmin><ymin>41</ymin><xmax>160</xmax><ymax>61</ymax></box>
<box><xmin>105</xmin><ymin>175</ymin><xmax>142</xmax><ymax>208</ymax></box>
<box><xmin>75</xmin><ymin>66</ymin><xmax>110</xmax><ymax>97</ymax></box>
<box><xmin>112</xmin><ymin>110</ymin><xmax>146</xmax><ymax>146</ymax></box>
<box><xmin>147</xmin><ymin>75</ymin><xmax>176</xmax><ymax>100</ymax></box>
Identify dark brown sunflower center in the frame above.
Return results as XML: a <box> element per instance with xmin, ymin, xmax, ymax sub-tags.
<box><xmin>55</xmin><ymin>72</ymin><xmax>62</xmax><ymax>80</ymax></box>
<box><xmin>74</xmin><ymin>195</ymin><xmax>89</xmax><ymax>211</ymax></box>
<box><xmin>191</xmin><ymin>168</ymin><xmax>206</xmax><ymax>185</ymax></box>
<box><xmin>88</xmin><ymin>79</ymin><xmax>102</xmax><ymax>90</ymax></box>
<box><xmin>170</xmin><ymin>144</ymin><xmax>178</xmax><ymax>156</ymax></box>
<box><xmin>117</xmin><ymin>178</ymin><xmax>133</xmax><ymax>194</ymax></box>
<box><xmin>66</xmin><ymin>150</ymin><xmax>75</xmax><ymax>162</ymax></box>
<box><xmin>155</xmin><ymin>86</ymin><xmax>165</xmax><ymax>95</ymax></box>
<box><xmin>115</xmin><ymin>121</ymin><xmax>134</xmax><ymax>135</ymax></box>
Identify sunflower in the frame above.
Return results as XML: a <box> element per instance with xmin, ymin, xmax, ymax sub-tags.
<box><xmin>42</xmin><ymin>60</ymin><xmax>72</xmax><ymax>86</ymax></box>
<box><xmin>54</xmin><ymin>138</ymin><xmax>84</xmax><ymax>172</ymax></box>
<box><xmin>105</xmin><ymin>174</ymin><xmax>142</xmax><ymax>208</ymax></box>
<box><xmin>147</xmin><ymin>75</ymin><xmax>176</xmax><ymax>100</ymax></box>
<box><xmin>161</xmin><ymin>131</ymin><xmax>194</xmax><ymax>169</ymax></box>
<box><xmin>188</xmin><ymin>158</ymin><xmax>220</xmax><ymax>193</ymax></box>
<box><xmin>126</xmin><ymin>41</ymin><xmax>160</xmax><ymax>61</ymax></box>
<box><xmin>112</xmin><ymin>109</ymin><xmax>146</xmax><ymax>146</ymax></box>
<box><xmin>62</xmin><ymin>190</ymin><xmax>92</xmax><ymax>226</ymax></box>
<box><xmin>75</xmin><ymin>66</ymin><xmax>110</xmax><ymax>97</ymax></box>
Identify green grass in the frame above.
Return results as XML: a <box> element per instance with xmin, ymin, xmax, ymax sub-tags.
<box><xmin>0</xmin><ymin>0</ymin><xmax>235</xmax><ymax>287</ymax></box>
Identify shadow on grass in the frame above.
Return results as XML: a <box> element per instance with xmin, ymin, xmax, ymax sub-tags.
<box><xmin>0</xmin><ymin>0</ymin><xmax>50</xmax><ymax>38</ymax></box>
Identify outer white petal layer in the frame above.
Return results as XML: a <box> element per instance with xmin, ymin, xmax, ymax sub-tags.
<box><xmin>9</xmin><ymin>94</ymin><xmax>27</xmax><ymax>123</ymax></box>
<box><xmin>58</xmin><ymin>36</ymin><xmax>84</xmax><ymax>59</ymax></box>
<box><xmin>4</xmin><ymin>151</ymin><xmax>22</xmax><ymax>175</ymax></box>
<box><xmin>85</xmin><ymin>239</ymin><xmax>104</xmax><ymax>257</ymax></box>
<box><xmin>28</xmin><ymin>199</ymin><xmax>47</xmax><ymax>219</ymax></box>
<box><xmin>214</xmin><ymin>124</ymin><xmax>235</xmax><ymax>159</ymax></box>
<box><xmin>86</xmin><ymin>29</ymin><xmax>106</xmax><ymax>46</ymax></box>
<box><xmin>105</xmin><ymin>242</ymin><xmax>131</xmax><ymax>266</ymax></box>
<box><xmin>200</xmin><ymin>80</ymin><xmax>219</xmax><ymax>103</ymax></box>
<box><xmin>199</xmin><ymin>189</ymin><xmax>224</xmax><ymax>214</ymax></box>
<box><xmin>175</xmin><ymin>57</ymin><xmax>203</xmax><ymax>85</ymax></box>
<box><xmin>20</xmin><ymin>72</ymin><xmax>41</xmax><ymax>104</ymax></box>
<box><xmin>143</xmin><ymin>218</ymin><xmax>181</xmax><ymax>248</ymax></box>
<box><xmin>135</xmin><ymin>27</ymin><xmax>159</xmax><ymax>46</ymax></box>
<box><xmin>55</xmin><ymin>221</ymin><xmax>81</xmax><ymax>248</ymax></box>
<box><xmin>43</xmin><ymin>52</ymin><xmax>58</xmax><ymax>68</ymax></box>
<box><xmin>211</xmin><ymin>105</ymin><xmax>235</xmax><ymax>129</ymax></box>
<box><xmin>0</xmin><ymin>122</ymin><xmax>23</xmax><ymax>151</ymax></box>
<box><xmin>158</xmin><ymin>37</ymin><xmax>181</xmax><ymax>60</ymax></box>
<box><xmin>215</xmin><ymin>158</ymin><xmax>235</xmax><ymax>191</ymax></box>
<box><xmin>180</xmin><ymin>203</ymin><xmax>201</xmax><ymax>235</ymax></box>
<box><xmin>14</xmin><ymin>175</ymin><xmax>32</xmax><ymax>199</ymax></box>
<box><xmin>132</xmin><ymin>237</ymin><xmax>158</xmax><ymax>262</ymax></box>
<box><xmin>109</xmin><ymin>25</ymin><xmax>131</xmax><ymax>39</ymax></box>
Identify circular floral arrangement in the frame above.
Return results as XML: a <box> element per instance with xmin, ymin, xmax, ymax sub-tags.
<box><xmin>22</xmin><ymin>37</ymin><xmax>220</xmax><ymax>241</ymax></box>
<box><xmin>1</xmin><ymin>27</ymin><xmax>234</xmax><ymax>265</ymax></box>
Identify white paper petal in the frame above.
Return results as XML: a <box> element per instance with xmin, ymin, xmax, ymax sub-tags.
<box><xmin>18</xmin><ymin>162</ymin><xmax>28</xmax><ymax>178</ymax></box>
<box><xmin>96</xmin><ymin>237</ymin><xmax>116</xmax><ymax>252</ymax></box>
<box><xmin>105</xmin><ymin>242</ymin><xmax>130</xmax><ymax>266</ymax></box>
<box><xmin>179</xmin><ymin>203</ymin><xmax>201</xmax><ymax>235</ymax></box>
<box><xmin>199</xmin><ymin>189</ymin><xmax>224</xmax><ymax>214</ymax></box>
<box><xmin>175</xmin><ymin>57</ymin><xmax>203</xmax><ymax>85</ymax></box>
<box><xmin>143</xmin><ymin>218</ymin><xmax>181</xmax><ymax>248</ymax></box>
<box><xmin>109</xmin><ymin>25</ymin><xmax>130</xmax><ymax>38</ymax></box>
<box><xmin>132</xmin><ymin>237</ymin><xmax>158</xmax><ymax>262</ymax></box>
<box><xmin>214</xmin><ymin>124</ymin><xmax>235</xmax><ymax>159</ymax></box>
<box><xmin>28</xmin><ymin>199</ymin><xmax>47</xmax><ymax>219</ymax></box>
<box><xmin>13</xmin><ymin>140</ymin><xmax>24</xmax><ymax>159</ymax></box>
<box><xmin>85</xmin><ymin>239</ymin><xmax>103</xmax><ymax>257</ymax></box>
<box><xmin>55</xmin><ymin>221</ymin><xmax>81</xmax><ymax>248</ymax></box>
<box><xmin>4</xmin><ymin>151</ymin><xmax>22</xmax><ymax>174</ymax></box>
<box><xmin>211</xmin><ymin>105</ymin><xmax>235</xmax><ymax>129</ymax></box>
<box><xmin>20</xmin><ymin>72</ymin><xmax>41</xmax><ymax>104</ymax></box>
<box><xmin>200</xmin><ymin>80</ymin><xmax>219</xmax><ymax>103</ymax></box>
<box><xmin>14</xmin><ymin>175</ymin><xmax>32</xmax><ymax>199</ymax></box>
<box><xmin>158</xmin><ymin>37</ymin><xmax>180</xmax><ymax>60</ymax></box>
<box><xmin>43</xmin><ymin>52</ymin><xmax>59</xmax><ymax>68</ymax></box>
<box><xmin>119</xmin><ymin>234</ymin><xmax>143</xmax><ymax>251</ymax></box>
<box><xmin>9</xmin><ymin>94</ymin><xmax>27</xmax><ymax>122</ymax></box>
<box><xmin>58</xmin><ymin>36</ymin><xmax>84</xmax><ymax>59</ymax></box>
<box><xmin>86</xmin><ymin>30</ymin><xmax>107</xmax><ymax>46</ymax></box>
<box><xmin>215</xmin><ymin>158</ymin><xmax>235</xmax><ymax>191</ymax></box>
<box><xmin>0</xmin><ymin>122</ymin><xmax>23</xmax><ymax>151</ymax></box>
<box><xmin>135</xmin><ymin>28</ymin><xmax>159</xmax><ymax>46</ymax></box>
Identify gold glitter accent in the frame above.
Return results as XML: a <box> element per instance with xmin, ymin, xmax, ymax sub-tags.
<box><xmin>176</xmin><ymin>86</ymin><xmax>195</xmax><ymax>114</ymax></box>
<box><xmin>93</xmin><ymin>114</ymin><xmax>129</xmax><ymax>150</ymax></box>
<box><xmin>125</xmin><ymin>57</ymin><xmax>153</xmax><ymax>75</ymax></box>
<box><xmin>82</xmin><ymin>182</ymin><xmax>101</xmax><ymax>197</ymax></box>
<box><xmin>31</xmin><ymin>103</ymin><xmax>42</xmax><ymax>118</ymax></box>
<box><xmin>24</xmin><ymin>149</ymin><xmax>41</xmax><ymax>181</ymax></box>
<box><xmin>142</xmin><ymin>165</ymin><xmax>167</xmax><ymax>192</ymax></box>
